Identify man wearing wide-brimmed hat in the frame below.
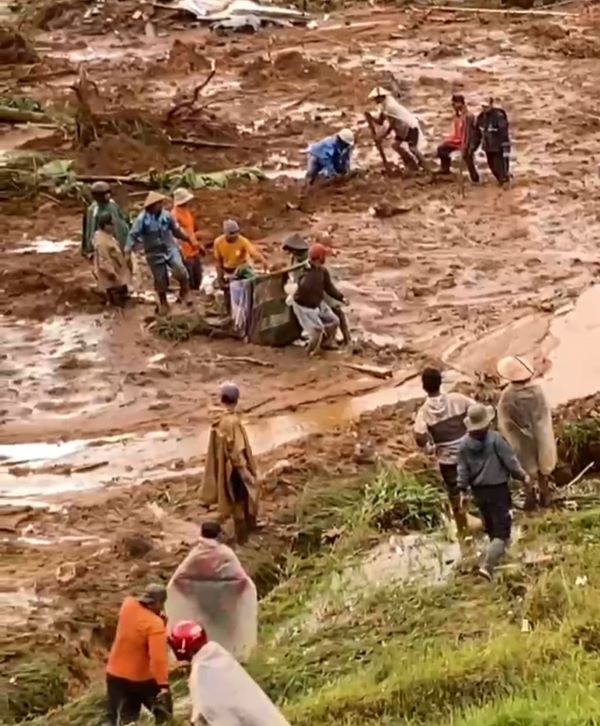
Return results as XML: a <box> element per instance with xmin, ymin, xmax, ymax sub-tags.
<box><xmin>126</xmin><ymin>191</ymin><xmax>191</xmax><ymax>315</ymax></box>
<box><xmin>457</xmin><ymin>403</ymin><xmax>529</xmax><ymax>580</ymax></box>
<box><xmin>497</xmin><ymin>355</ymin><xmax>556</xmax><ymax>509</ymax></box>
<box><xmin>82</xmin><ymin>180</ymin><xmax>130</xmax><ymax>258</ymax></box>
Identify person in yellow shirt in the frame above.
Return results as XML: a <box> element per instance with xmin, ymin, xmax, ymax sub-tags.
<box><xmin>214</xmin><ymin>219</ymin><xmax>267</xmax><ymax>287</ymax></box>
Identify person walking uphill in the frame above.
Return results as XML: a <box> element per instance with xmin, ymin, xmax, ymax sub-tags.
<box><xmin>126</xmin><ymin>191</ymin><xmax>191</xmax><ymax>316</ymax></box>
<box><xmin>414</xmin><ymin>367</ymin><xmax>475</xmax><ymax>537</ymax></box>
<box><xmin>497</xmin><ymin>355</ymin><xmax>556</xmax><ymax>509</ymax></box>
<box><xmin>82</xmin><ymin>181</ymin><xmax>130</xmax><ymax>258</ymax></box>
<box><xmin>172</xmin><ymin>187</ymin><xmax>204</xmax><ymax>291</ymax></box>
<box><xmin>457</xmin><ymin>404</ymin><xmax>530</xmax><ymax>580</ymax></box>
<box><xmin>106</xmin><ymin>584</ymin><xmax>172</xmax><ymax>725</ymax></box>
<box><xmin>437</xmin><ymin>94</ymin><xmax>479</xmax><ymax>183</ymax></box>
<box><xmin>202</xmin><ymin>383</ymin><xmax>259</xmax><ymax>545</ymax></box>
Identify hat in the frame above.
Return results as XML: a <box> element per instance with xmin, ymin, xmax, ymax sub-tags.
<box><xmin>91</xmin><ymin>181</ymin><xmax>110</xmax><ymax>194</ymax></box>
<box><xmin>368</xmin><ymin>86</ymin><xmax>390</xmax><ymax>100</ymax></box>
<box><xmin>139</xmin><ymin>583</ymin><xmax>167</xmax><ymax>606</ymax></box>
<box><xmin>173</xmin><ymin>188</ymin><xmax>194</xmax><ymax>206</ymax></box>
<box><xmin>309</xmin><ymin>243</ymin><xmax>329</xmax><ymax>263</ymax></box>
<box><xmin>223</xmin><ymin>219</ymin><xmax>240</xmax><ymax>236</ymax></box>
<box><xmin>143</xmin><ymin>191</ymin><xmax>166</xmax><ymax>208</ymax></box>
<box><xmin>497</xmin><ymin>355</ymin><xmax>534</xmax><ymax>383</ymax></box>
<box><xmin>464</xmin><ymin>403</ymin><xmax>495</xmax><ymax>432</ymax></box>
<box><xmin>282</xmin><ymin>233</ymin><xmax>309</xmax><ymax>253</ymax></box>
<box><xmin>337</xmin><ymin>127</ymin><xmax>355</xmax><ymax>146</ymax></box>
<box><xmin>220</xmin><ymin>381</ymin><xmax>240</xmax><ymax>404</ymax></box>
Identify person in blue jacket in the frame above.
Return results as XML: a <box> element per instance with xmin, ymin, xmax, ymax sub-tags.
<box><xmin>305</xmin><ymin>127</ymin><xmax>355</xmax><ymax>186</ymax></box>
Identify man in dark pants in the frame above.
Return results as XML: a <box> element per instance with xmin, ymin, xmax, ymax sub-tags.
<box><xmin>475</xmin><ymin>98</ymin><xmax>511</xmax><ymax>185</ymax></box>
<box><xmin>437</xmin><ymin>94</ymin><xmax>479</xmax><ymax>182</ymax></box>
<box><xmin>457</xmin><ymin>404</ymin><xmax>530</xmax><ymax>580</ymax></box>
<box><xmin>414</xmin><ymin>367</ymin><xmax>475</xmax><ymax>538</ymax></box>
<box><xmin>106</xmin><ymin>584</ymin><xmax>172</xmax><ymax>724</ymax></box>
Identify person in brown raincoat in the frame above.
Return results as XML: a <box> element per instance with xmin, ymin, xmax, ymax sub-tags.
<box><xmin>497</xmin><ymin>355</ymin><xmax>557</xmax><ymax>510</ymax></box>
<box><xmin>202</xmin><ymin>383</ymin><xmax>258</xmax><ymax>544</ymax></box>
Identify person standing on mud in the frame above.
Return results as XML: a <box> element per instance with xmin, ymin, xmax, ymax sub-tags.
<box><xmin>497</xmin><ymin>355</ymin><xmax>556</xmax><ymax>509</ymax></box>
<box><xmin>457</xmin><ymin>403</ymin><xmax>529</xmax><ymax>580</ymax></box>
<box><xmin>172</xmin><ymin>188</ymin><xmax>204</xmax><ymax>291</ymax></box>
<box><xmin>106</xmin><ymin>583</ymin><xmax>172</xmax><ymax>725</ymax></box>
<box><xmin>304</xmin><ymin>127</ymin><xmax>355</xmax><ymax>187</ymax></box>
<box><xmin>413</xmin><ymin>367</ymin><xmax>475</xmax><ymax>537</ymax></box>
<box><xmin>367</xmin><ymin>87</ymin><xmax>429</xmax><ymax>172</ymax></box>
<box><xmin>436</xmin><ymin>94</ymin><xmax>479</xmax><ymax>182</ymax></box>
<box><xmin>82</xmin><ymin>181</ymin><xmax>130</xmax><ymax>258</ymax></box>
<box><xmin>126</xmin><ymin>191</ymin><xmax>191</xmax><ymax>316</ymax></box>
<box><xmin>475</xmin><ymin>98</ymin><xmax>511</xmax><ymax>185</ymax></box>
<box><xmin>202</xmin><ymin>382</ymin><xmax>259</xmax><ymax>544</ymax></box>
<box><xmin>92</xmin><ymin>211</ymin><xmax>131</xmax><ymax>307</ymax></box>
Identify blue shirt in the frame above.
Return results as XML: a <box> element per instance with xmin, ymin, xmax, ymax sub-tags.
<box><xmin>126</xmin><ymin>209</ymin><xmax>184</xmax><ymax>256</ymax></box>
<box><xmin>308</xmin><ymin>135</ymin><xmax>352</xmax><ymax>177</ymax></box>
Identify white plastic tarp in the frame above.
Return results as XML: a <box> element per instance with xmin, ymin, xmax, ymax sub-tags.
<box><xmin>165</xmin><ymin>538</ymin><xmax>258</xmax><ymax>661</ymax></box>
<box><xmin>190</xmin><ymin>641</ymin><xmax>291</xmax><ymax>726</ymax></box>
<box><xmin>176</xmin><ymin>0</ymin><xmax>307</xmax><ymax>22</ymax></box>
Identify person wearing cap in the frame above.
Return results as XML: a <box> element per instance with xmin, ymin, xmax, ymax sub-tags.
<box><xmin>172</xmin><ymin>187</ymin><xmax>204</xmax><ymax>291</ymax></box>
<box><xmin>304</xmin><ymin>127</ymin><xmax>354</xmax><ymax>187</ymax></box>
<box><xmin>126</xmin><ymin>191</ymin><xmax>191</xmax><ymax>315</ymax></box>
<box><xmin>106</xmin><ymin>583</ymin><xmax>172</xmax><ymax>725</ymax></box>
<box><xmin>92</xmin><ymin>211</ymin><xmax>131</xmax><ymax>306</ymax></box>
<box><xmin>457</xmin><ymin>403</ymin><xmax>529</xmax><ymax>580</ymax></box>
<box><xmin>82</xmin><ymin>180</ymin><xmax>130</xmax><ymax>258</ymax></box>
<box><xmin>291</xmin><ymin>243</ymin><xmax>346</xmax><ymax>355</ymax></box>
<box><xmin>202</xmin><ymin>382</ymin><xmax>259</xmax><ymax>544</ymax></box>
<box><xmin>436</xmin><ymin>94</ymin><xmax>479</xmax><ymax>183</ymax></box>
<box><xmin>497</xmin><ymin>355</ymin><xmax>556</xmax><ymax>509</ymax></box>
<box><xmin>283</xmin><ymin>234</ymin><xmax>351</xmax><ymax>345</ymax></box>
<box><xmin>367</xmin><ymin>87</ymin><xmax>429</xmax><ymax>172</ymax></box>
<box><xmin>474</xmin><ymin>98</ymin><xmax>511</xmax><ymax>185</ymax></box>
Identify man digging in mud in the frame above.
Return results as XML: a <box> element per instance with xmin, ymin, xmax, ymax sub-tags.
<box><xmin>303</xmin><ymin>127</ymin><xmax>355</xmax><ymax>189</ymax></box>
<box><xmin>367</xmin><ymin>87</ymin><xmax>430</xmax><ymax>173</ymax></box>
<box><xmin>82</xmin><ymin>181</ymin><xmax>130</xmax><ymax>258</ymax></box>
<box><xmin>497</xmin><ymin>355</ymin><xmax>556</xmax><ymax>510</ymax></box>
<box><xmin>436</xmin><ymin>94</ymin><xmax>479</xmax><ymax>183</ymax></box>
<box><xmin>414</xmin><ymin>367</ymin><xmax>475</xmax><ymax>539</ymax></box>
<box><xmin>202</xmin><ymin>383</ymin><xmax>259</xmax><ymax>544</ymax></box>
<box><xmin>126</xmin><ymin>191</ymin><xmax>191</xmax><ymax>316</ymax></box>
<box><xmin>290</xmin><ymin>243</ymin><xmax>347</xmax><ymax>355</ymax></box>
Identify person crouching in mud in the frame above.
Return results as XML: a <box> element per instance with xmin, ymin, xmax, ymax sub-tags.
<box><xmin>202</xmin><ymin>383</ymin><xmax>259</xmax><ymax>544</ymax></box>
<box><xmin>457</xmin><ymin>403</ymin><xmax>530</xmax><ymax>581</ymax></box>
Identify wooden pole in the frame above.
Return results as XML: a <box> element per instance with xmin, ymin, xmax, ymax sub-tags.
<box><xmin>421</xmin><ymin>4</ymin><xmax>573</xmax><ymax>16</ymax></box>
<box><xmin>364</xmin><ymin>111</ymin><xmax>392</xmax><ymax>176</ymax></box>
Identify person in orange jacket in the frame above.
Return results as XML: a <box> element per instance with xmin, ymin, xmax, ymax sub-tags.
<box><xmin>106</xmin><ymin>584</ymin><xmax>172</xmax><ymax>725</ymax></box>
<box><xmin>172</xmin><ymin>188</ymin><xmax>204</xmax><ymax>291</ymax></box>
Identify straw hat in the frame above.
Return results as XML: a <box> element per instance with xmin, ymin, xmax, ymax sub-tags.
<box><xmin>497</xmin><ymin>355</ymin><xmax>534</xmax><ymax>383</ymax></box>
<box><xmin>464</xmin><ymin>403</ymin><xmax>495</xmax><ymax>432</ymax></box>
<box><xmin>173</xmin><ymin>187</ymin><xmax>194</xmax><ymax>206</ymax></box>
<box><xmin>368</xmin><ymin>86</ymin><xmax>390</xmax><ymax>100</ymax></box>
<box><xmin>282</xmin><ymin>233</ymin><xmax>308</xmax><ymax>252</ymax></box>
<box><xmin>143</xmin><ymin>191</ymin><xmax>166</xmax><ymax>208</ymax></box>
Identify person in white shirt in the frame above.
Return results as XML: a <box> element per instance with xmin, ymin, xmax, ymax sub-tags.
<box><xmin>368</xmin><ymin>87</ymin><xmax>430</xmax><ymax>172</ymax></box>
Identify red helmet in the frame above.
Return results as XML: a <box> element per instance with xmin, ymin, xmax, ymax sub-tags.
<box><xmin>168</xmin><ymin>621</ymin><xmax>207</xmax><ymax>661</ymax></box>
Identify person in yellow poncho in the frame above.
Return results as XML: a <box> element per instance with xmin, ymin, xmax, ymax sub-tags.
<box><xmin>202</xmin><ymin>383</ymin><xmax>259</xmax><ymax>544</ymax></box>
<box><xmin>497</xmin><ymin>355</ymin><xmax>557</xmax><ymax>510</ymax></box>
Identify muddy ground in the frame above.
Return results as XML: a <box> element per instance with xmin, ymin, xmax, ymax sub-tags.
<box><xmin>2</xmin><ymin>0</ymin><xmax>600</xmax><ymax>710</ymax></box>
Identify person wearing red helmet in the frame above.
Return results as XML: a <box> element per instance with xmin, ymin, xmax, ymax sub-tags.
<box><xmin>168</xmin><ymin>621</ymin><xmax>290</xmax><ymax>726</ymax></box>
<box><xmin>291</xmin><ymin>243</ymin><xmax>347</xmax><ymax>355</ymax></box>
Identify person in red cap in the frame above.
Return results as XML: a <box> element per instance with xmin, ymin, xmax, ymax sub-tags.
<box><xmin>291</xmin><ymin>243</ymin><xmax>347</xmax><ymax>355</ymax></box>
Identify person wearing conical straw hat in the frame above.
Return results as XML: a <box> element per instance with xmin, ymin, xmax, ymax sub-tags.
<box><xmin>497</xmin><ymin>355</ymin><xmax>556</xmax><ymax>510</ymax></box>
<box><xmin>172</xmin><ymin>187</ymin><xmax>204</xmax><ymax>292</ymax></box>
<box><xmin>126</xmin><ymin>191</ymin><xmax>191</xmax><ymax>316</ymax></box>
<box><xmin>457</xmin><ymin>403</ymin><xmax>529</xmax><ymax>581</ymax></box>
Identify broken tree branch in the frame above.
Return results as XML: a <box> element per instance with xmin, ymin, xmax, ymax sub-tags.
<box><xmin>166</xmin><ymin>59</ymin><xmax>216</xmax><ymax>123</ymax></box>
<box><xmin>422</xmin><ymin>4</ymin><xmax>573</xmax><ymax>16</ymax></box>
<box><xmin>215</xmin><ymin>354</ymin><xmax>274</xmax><ymax>368</ymax></box>
<box><xmin>168</xmin><ymin>135</ymin><xmax>238</xmax><ymax>149</ymax></box>
<box><xmin>0</xmin><ymin>105</ymin><xmax>50</xmax><ymax>124</ymax></box>
<box><xmin>341</xmin><ymin>362</ymin><xmax>393</xmax><ymax>380</ymax></box>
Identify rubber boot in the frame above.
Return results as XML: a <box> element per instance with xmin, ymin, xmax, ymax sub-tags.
<box><xmin>538</xmin><ymin>475</ymin><xmax>552</xmax><ymax>508</ymax></box>
<box><xmin>336</xmin><ymin>307</ymin><xmax>351</xmax><ymax>346</ymax></box>
<box><xmin>157</xmin><ymin>292</ymin><xmax>170</xmax><ymax>316</ymax></box>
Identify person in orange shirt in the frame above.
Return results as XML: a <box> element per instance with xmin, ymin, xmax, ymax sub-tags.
<box><xmin>214</xmin><ymin>219</ymin><xmax>267</xmax><ymax>287</ymax></box>
<box><xmin>436</xmin><ymin>93</ymin><xmax>479</xmax><ymax>183</ymax></box>
<box><xmin>172</xmin><ymin>188</ymin><xmax>204</xmax><ymax>291</ymax></box>
<box><xmin>106</xmin><ymin>583</ymin><xmax>172</xmax><ymax>725</ymax></box>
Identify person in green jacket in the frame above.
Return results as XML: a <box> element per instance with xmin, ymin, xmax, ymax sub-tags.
<box><xmin>82</xmin><ymin>181</ymin><xmax>130</xmax><ymax>258</ymax></box>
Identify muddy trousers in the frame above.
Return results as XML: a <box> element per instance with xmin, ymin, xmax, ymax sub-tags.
<box><xmin>230</xmin><ymin>467</ymin><xmax>256</xmax><ymax>544</ymax></box>
<box><xmin>106</xmin><ymin>675</ymin><xmax>171</xmax><ymax>725</ymax></box>
<box><xmin>183</xmin><ymin>255</ymin><xmax>203</xmax><ymax>291</ymax></box>
<box><xmin>485</xmin><ymin>151</ymin><xmax>510</xmax><ymax>184</ymax></box>
<box><xmin>106</xmin><ymin>284</ymin><xmax>129</xmax><ymax>307</ymax></box>
<box><xmin>439</xmin><ymin>463</ymin><xmax>468</xmax><ymax>535</ymax></box>
<box><xmin>472</xmin><ymin>483</ymin><xmax>512</xmax><ymax>576</ymax></box>
<box><xmin>437</xmin><ymin>143</ymin><xmax>479</xmax><ymax>182</ymax></box>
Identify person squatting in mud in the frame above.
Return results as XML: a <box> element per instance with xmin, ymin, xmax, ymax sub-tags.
<box><xmin>202</xmin><ymin>382</ymin><xmax>259</xmax><ymax>544</ymax></box>
<box><xmin>82</xmin><ymin>180</ymin><xmax>130</xmax><ymax>259</ymax></box>
<box><xmin>437</xmin><ymin>93</ymin><xmax>480</xmax><ymax>182</ymax></box>
<box><xmin>126</xmin><ymin>191</ymin><xmax>191</xmax><ymax>316</ymax></box>
<box><xmin>367</xmin><ymin>87</ymin><xmax>430</xmax><ymax>173</ymax></box>
<box><xmin>92</xmin><ymin>211</ymin><xmax>131</xmax><ymax>307</ymax></box>
<box><xmin>414</xmin><ymin>367</ymin><xmax>475</xmax><ymax>538</ymax></box>
<box><xmin>304</xmin><ymin>127</ymin><xmax>355</xmax><ymax>189</ymax></box>
<box><xmin>290</xmin><ymin>243</ymin><xmax>348</xmax><ymax>356</ymax></box>
<box><xmin>458</xmin><ymin>403</ymin><xmax>530</xmax><ymax>580</ymax></box>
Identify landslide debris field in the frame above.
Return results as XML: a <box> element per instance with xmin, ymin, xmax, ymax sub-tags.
<box><xmin>3</xmin><ymin>1</ymin><xmax>600</xmax><ymax>724</ymax></box>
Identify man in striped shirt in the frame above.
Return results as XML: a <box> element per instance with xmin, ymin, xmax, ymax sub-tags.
<box><xmin>414</xmin><ymin>367</ymin><xmax>475</xmax><ymax>535</ymax></box>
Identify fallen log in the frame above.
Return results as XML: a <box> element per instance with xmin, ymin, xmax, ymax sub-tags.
<box><xmin>342</xmin><ymin>362</ymin><xmax>393</xmax><ymax>380</ymax></box>
<box><xmin>422</xmin><ymin>4</ymin><xmax>574</xmax><ymax>16</ymax></box>
<box><xmin>0</xmin><ymin>105</ymin><xmax>50</xmax><ymax>124</ymax></box>
<box><xmin>168</xmin><ymin>136</ymin><xmax>238</xmax><ymax>149</ymax></box>
<box><xmin>215</xmin><ymin>354</ymin><xmax>274</xmax><ymax>368</ymax></box>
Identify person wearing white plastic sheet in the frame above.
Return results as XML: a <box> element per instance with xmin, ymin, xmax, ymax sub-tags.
<box><xmin>165</xmin><ymin>521</ymin><xmax>257</xmax><ymax>663</ymax></box>
<box><xmin>168</xmin><ymin>621</ymin><xmax>290</xmax><ymax>726</ymax></box>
